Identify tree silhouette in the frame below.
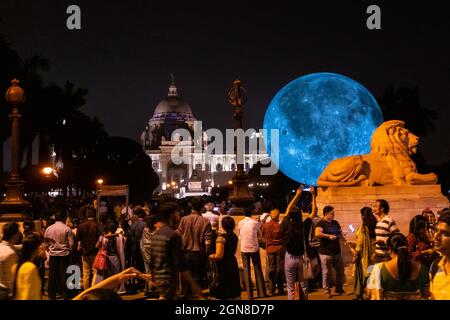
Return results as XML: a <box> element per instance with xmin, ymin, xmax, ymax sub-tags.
<box><xmin>378</xmin><ymin>85</ymin><xmax>445</xmax><ymax>184</ymax></box>
<box><xmin>19</xmin><ymin>56</ymin><xmax>50</xmax><ymax>167</ymax></box>
<box><xmin>0</xmin><ymin>33</ymin><xmax>108</xmax><ymax>196</ymax></box>
<box><xmin>431</xmin><ymin>160</ymin><xmax>450</xmax><ymax>197</ymax></box>
<box><xmin>0</xmin><ymin>35</ymin><xmax>21</xmax><ymax>173</ymax></box>
<box><xmin>248</xmin><ymin>160</ymin><xmax>298</xmax><ymax>211</ymax></box>
<box><xmin>378</xmin><ymin>86</ymin><xmax>439</xmax><ymax>137</ymax></box>
<box><xmin>83</xmin><ymin>137</ymin><xmax>159</xmax><ymax>203</ymax></box>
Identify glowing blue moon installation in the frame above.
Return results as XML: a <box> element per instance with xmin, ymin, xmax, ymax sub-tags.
<box><xmin>263</xmin><ymin>72</ymin><xmax>383</xmax><ymax>186</ymax></box>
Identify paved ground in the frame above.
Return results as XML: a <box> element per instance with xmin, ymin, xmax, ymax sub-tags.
<box><xmin>116</xmin><ymin>280</ymin><xmax>355</xmax><ymax>301</ymax></box>
<box><xmin>44</xmin><ymin>264</ymin><xmax>356</xmax><ymax>300</ymax></box>
<box><xmin>116</xmin><ymin>285</ymin><xmax>355</xmax><ymax>300</ymax></box>
<box><xmin>44</xmin><ymin>281</ymin><xmax>355</xmax><ymax>300</ymax></box>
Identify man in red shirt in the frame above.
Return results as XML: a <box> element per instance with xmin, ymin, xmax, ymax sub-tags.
<box><xmin>262</xmin><ymin>209</ymin><xmax>285</xmax><ymax>295</ymax></box>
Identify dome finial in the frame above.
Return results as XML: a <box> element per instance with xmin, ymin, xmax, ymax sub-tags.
<box><xmin>168</xmin><ymin>73</ymin><xmax>178</xmax><ymax>97</ymax></box>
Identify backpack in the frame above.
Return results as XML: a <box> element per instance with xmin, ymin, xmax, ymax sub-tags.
<box><xmin>258</xmin><ymin>214</ymin><xmax>271</xmax><ymax>250</ymax></box>
<box><xmin>308</xmin><ymin>217</ymin><xmax>321</xmax><ymax>248</ymax></box>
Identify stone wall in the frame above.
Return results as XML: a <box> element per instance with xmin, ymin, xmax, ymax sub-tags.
<box><xmin>316</xmin><ymin>184</ymin><xmax>449</xmax><ymax>241</ymax></box>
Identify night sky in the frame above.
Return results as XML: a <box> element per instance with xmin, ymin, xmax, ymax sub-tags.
<box><xmin>0</xmin><ymin>0</ymin><xmax>449</xmax><ymax>165</ymax></box>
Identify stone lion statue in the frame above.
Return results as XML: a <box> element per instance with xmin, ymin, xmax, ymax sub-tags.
<box><xmin>317</xmin><ymin>120</ymin><xmax>438</xmax><ymax>186</ymax></box>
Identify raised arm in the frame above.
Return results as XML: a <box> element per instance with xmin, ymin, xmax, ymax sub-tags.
<box><xmin>286</xmin><ymin>187</ymin><xmax>302</xmax><ymax>215</ymax></box>
<box><xmin>310</xmin><ymin>186</ymin><xmax>318</xmax><ymax>217</ymax></box>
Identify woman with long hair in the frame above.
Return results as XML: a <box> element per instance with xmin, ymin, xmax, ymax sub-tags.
<box><xmin>12</xmin><ymin>234</ymin><xmax>43</xmax><ymax>300</ymax></box>
<box><xmin>208</xmin><ymin>216</ymin><xmax>241</xmax><ymax>299</ymax></box>
<box><xmin>366</xmin><ymin>233</ymin><xmax>430</xmax><ymax>300</ymax></box>
<box><xmin>422</xmin><ymin>209</ymin><xmax>436</xmax><ymax>240</ymax></box>
<box><xmin>93</xmin><ymin>218</ymin><xmax>126</xmax><ymax>293</ymax></box>
<box><xmin>407</xmin><ymin>215</ymin><xmax>439</xmax><ymax>269</ymax></box>
<box><xmin>352</xmin><ymin>207</ymin><xmax>377</xmax><ymax>299</ymax></box>
<box><xmin>281</xmin><ymin>188</ymin><xmax>307</xmax><ymax>300</ymax></box>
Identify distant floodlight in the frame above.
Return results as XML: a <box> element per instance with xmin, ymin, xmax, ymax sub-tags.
<box><xmin>42</xmin><ymin>167</ymin><xmax>53</xmax><ymax>175</ymax></box>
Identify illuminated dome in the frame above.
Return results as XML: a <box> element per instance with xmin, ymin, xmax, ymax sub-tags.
<box><xmin>155</xmin><ymin>96</ymin><xmax>193</xmax><ymax>114</ymax></box>
<box><xmin>141</xmin><ymin>76</ymin><xmax>197</xmax><ymax>150</ymax></box>
<box><xmin>152</xmin><ymin>80</ymin><xmax>196</xmax><ymax>121</ymax></box>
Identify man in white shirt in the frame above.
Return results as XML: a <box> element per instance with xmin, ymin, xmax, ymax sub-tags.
<box><xmin>43</xmin><ymin>211</ymin><xmax>74</xmax><ymax>300</ymax></box>
<box><xmin>0</xmin><ymin>223</ymin><xmax>21</xmax><ymax>300</ymax></box>
<box><xmin>202</xmin><ymin>201</ymin><xmax>219</xmax><ymax>231</ymax></box>
<box><xmin>237</xmin><ymin>208</ymin><xmax>267</xmax><ymax>299</ymax></box>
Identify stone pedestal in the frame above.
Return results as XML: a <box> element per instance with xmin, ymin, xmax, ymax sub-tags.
<box><xmin>0</xmin><ymin>181</ymin><xmax>30</xmax><ymax>222</ymax></box>
<box><xmin>316</xmin><ymin>185</ymin><xmax>449</xmax><ymax>240</ymax></box>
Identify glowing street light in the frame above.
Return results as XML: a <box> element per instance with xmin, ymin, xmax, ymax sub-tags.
<box><xmin>96</xmin><ymin>179</ymin><xmax>104</xmax><ymax>185</ymax></box>
<box><xmin>42</xmin><ymin>167</ymin><xmax>53</xmax><ymax>175</ymax></box>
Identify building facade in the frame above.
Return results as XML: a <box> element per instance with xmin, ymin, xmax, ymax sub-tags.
<box><xmin>140</xmin><ymin>79</ymin><xmax>268</xmax><ymax>196</ymax></box>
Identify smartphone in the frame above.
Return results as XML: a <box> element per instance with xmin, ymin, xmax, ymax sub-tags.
<box><xmin>213</xmin><ymin>207</ymin><xmax>219</xmax><ymax>213</ymax></box>
<box><xmin>349</xmin><ymin>224</ymin><xmax>355</xmax><ymax>233</ymax></box>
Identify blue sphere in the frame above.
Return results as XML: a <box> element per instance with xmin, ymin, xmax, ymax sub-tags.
<box><xmin>263</xmin><ymin>72</ymin><xmax>383</xmax><ymax>186</ymax></box>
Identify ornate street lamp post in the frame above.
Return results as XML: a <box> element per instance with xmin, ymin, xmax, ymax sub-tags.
<box><xmin>227</xmin><ymin>79</ymin><xmax>254</xmax><ymax>215</ymax></box>
<box><xmin>0</xmin><ymin>79</ymin><xmax>30</xmax><ymax>221</ymax></box>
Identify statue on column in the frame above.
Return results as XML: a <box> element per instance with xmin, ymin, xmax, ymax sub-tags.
<box><xmin>141</xmin><ymin>125</ymin><xmax>150</xmax><ymax>149</ymax></box>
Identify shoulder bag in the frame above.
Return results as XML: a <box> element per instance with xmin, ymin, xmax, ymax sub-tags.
<box><xmin>93</xmin><ymin>238</ymin><xmax>108</xmax><ymax>271</ymax></box>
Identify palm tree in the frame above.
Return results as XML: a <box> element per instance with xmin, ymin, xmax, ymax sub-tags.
<box><xmin>39</xmin><ymin>82</ymin><xmax>107</xmax><ymax>196</ymax></box>
<box><xmin>19</xmin><ymin>56</ymin><xmax>50</xmax><ymax>167</ymax></box>
<box><xmin>1</xmin><ymin>33</ymin><xmax>51</xmax><ymax>173</ymax></box>
<box><xmin>1</xmin><ymin>33</ymin><xmax>108</xmax><ymax>195</ymax></box>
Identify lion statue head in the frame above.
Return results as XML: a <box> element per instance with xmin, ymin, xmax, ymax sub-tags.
<box><xmin>370</xmin><ymin>120</ymin><xmax>420</xmax><ymax>157</ymax></box>
<box><xmin>318</xmin><ymin>119</ymin><xmax>437</xmax><ymax>186</ymax></box>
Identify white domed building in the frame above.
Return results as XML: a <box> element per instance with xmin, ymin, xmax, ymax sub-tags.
<box><xmin>141</xmin><ymin>77</ymin><xmax>269</xmax><ymax>197</ymax></box>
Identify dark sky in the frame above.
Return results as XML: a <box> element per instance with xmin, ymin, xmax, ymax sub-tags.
<box><xmin>0</xmin><ymin>0</ymin><xmax>449</xmax><ymax>164</ymax></box>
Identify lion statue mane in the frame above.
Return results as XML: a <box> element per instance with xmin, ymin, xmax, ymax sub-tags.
<box><xmin>317</xmin><ymin>120</ymin><xmax>438</xmax><ymax>186</ymax></box>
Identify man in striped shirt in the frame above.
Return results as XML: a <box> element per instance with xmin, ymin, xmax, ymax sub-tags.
<box><xmin>372</xmin><ymin>199</ymin><xmax>399</xmax><ymax>263</ymax></box>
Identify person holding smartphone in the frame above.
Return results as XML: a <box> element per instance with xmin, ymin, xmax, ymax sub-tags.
<box><xmin>315</xmin><ymin>206</ymin><xmax>345</xmax><ymax>296</ymax></box>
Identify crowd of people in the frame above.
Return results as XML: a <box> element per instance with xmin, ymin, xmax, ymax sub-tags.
<box><xmin>0</xmin><ymin>188</ymin><xmax>450</xmax><ymax>300</ymax></box>
<box><xmin>354</xmin><ymin>202</ymin><xmax>450</xmax><ymax>300</ymax></box>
